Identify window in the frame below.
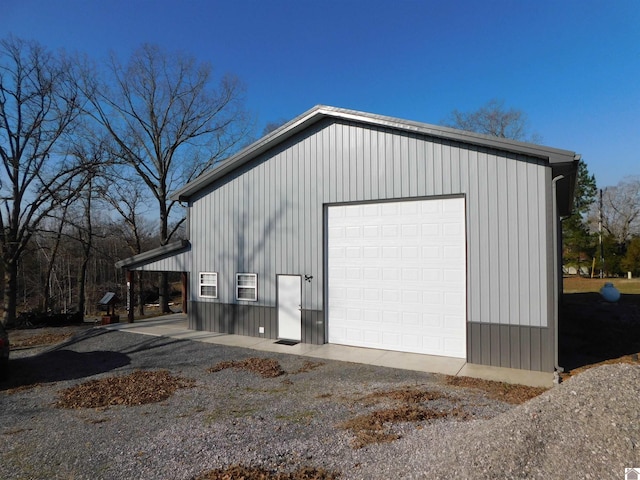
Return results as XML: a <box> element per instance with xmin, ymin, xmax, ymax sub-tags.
<box><xmin>236</xmin><ymin>273</ymin><xmax>257</xmax><ymax>301</ymax></box>
<box><xmin>199</xmin><ymin>272</ymin><xmax>218</xmax><ymax>298</ymax></box>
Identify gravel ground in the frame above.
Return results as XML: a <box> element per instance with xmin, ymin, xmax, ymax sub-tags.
<box><xmin>1</xmin><ymin>327</ymin><xmax>639</xmax><ymax>479</ymax></box>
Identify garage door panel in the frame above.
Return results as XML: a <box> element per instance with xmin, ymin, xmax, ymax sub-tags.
<box><xmin>382</xmin><ymin>331</ymin><xmax>401</xmax><ymax>346</ymax></box>
<box><xmin>328</xmin><ymin>197</ymin><xmax>466</xmax><ymax>358</ymax></box>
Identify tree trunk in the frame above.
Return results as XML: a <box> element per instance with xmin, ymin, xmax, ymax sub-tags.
<box><xmin>77</xmin><ymin>255</ymin><xmax>89</xmax><ymax>320</ymax></box>
<box><xmin>2</xmin><ymin>259</ymin><xmax>18</xmax><ymax>327</ymax></box>
<box><xmin>137</xmin><ymin>271</ymin><xmax>144</xmax><ymax>316</ymax></box>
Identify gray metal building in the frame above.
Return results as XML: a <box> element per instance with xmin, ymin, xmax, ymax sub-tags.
<box><xmin>116</xmin><ymin>105</ymin><xmax>579</xmax><ymax>373</ymax></box>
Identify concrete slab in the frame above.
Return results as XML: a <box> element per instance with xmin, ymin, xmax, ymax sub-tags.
<box><xmin>372</xmin><ymin>350</ymin><xmax>466</xmax><ymax>376</ymax></box>
<box><xmin>164</xmin><ymin>331</ymin><xmax>226</xmax><ymax>341</ymax></box>
<box><xmin>302</xmin><ymin>343</ymin><xmax>388</xmax><ymax>364</ymax></box>
<box><xmin>250</xmin><ymin>340</ymin><xmax>325</xmax><ymax>356</ymax></box>
<box><xmin>457</xmin><ymin>363</ymin><xmax>554</xmax><ymax>388</ymax></box>
<box><xmin>198</xmin><ymin>334</ymin><xmax>266</xmax><ymax>349</ymax></box>
<box><xmin>101</xmin><ymin>314</ymin><xmax>555</xmax><ymax>387</ymax></box>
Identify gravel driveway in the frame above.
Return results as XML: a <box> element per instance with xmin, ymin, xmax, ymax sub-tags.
<box><xmin>1</xmin><ymin>326</ymin><xmax>639</xmax><ymax>479</ymax></box>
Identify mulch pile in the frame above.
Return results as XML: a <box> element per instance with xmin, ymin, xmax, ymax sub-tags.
<box><xmin>56</xmin><ymin>370</ymin><xmax>195</xmax><ymax>408</ymax></box>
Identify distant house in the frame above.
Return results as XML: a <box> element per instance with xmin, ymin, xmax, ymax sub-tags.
<box><xmin>116</xmin><ymin>106</ymin><xmax>579</xmax><ymax>374</ymax></box>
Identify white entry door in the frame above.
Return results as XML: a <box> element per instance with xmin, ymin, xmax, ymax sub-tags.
<box><xmin>278</xmin><ymin>275</ymin><xmax>302</xmax><ymax>341</ymax></box>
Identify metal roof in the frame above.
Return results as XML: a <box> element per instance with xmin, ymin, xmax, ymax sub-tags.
<box><xmin>115</xmin><ymin>240</ymin><xmax>190</xmax><ymax>270</ymax></box>
<box><xmin>171</xmin><ymin>105</ymin><xmax>579</xmax><ymax>202</ymax></box>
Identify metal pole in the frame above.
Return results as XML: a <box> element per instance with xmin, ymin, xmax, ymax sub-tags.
<box><xmin>127</xmin><ymin>269</ymin><xmax>135</xmax><ymax>323</ymax></box>
<box><xmin>599</xmin><ymin>188</ymin><xmax>604</xmax><ymax>278</ymax></box>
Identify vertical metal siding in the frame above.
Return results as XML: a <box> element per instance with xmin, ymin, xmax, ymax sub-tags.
<box><xmin>135</xmin><ymin>250</ymin><xmax>191</xmax><ymax>272</ymax></box>
<box><xmin>189</xmin><ymin>118</ymin><xmax>555</xmax><ymax>371</ymax></box>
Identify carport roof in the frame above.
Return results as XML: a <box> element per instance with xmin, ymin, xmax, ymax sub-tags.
<box><xmin>171</xmin><ymin>105</ymin><xmax>580</xmax><ymax>209</ymax></box>
<box><xmin>115</xmin><ymin>240</ymin><xmax>190</xmax><ymax>270</ymax></box>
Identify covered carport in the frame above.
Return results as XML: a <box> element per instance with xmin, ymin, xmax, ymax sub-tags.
<box><xmin>115</xmin><ymin>240</ymin><xmax>192</xmax><ymax>322</ymax></box>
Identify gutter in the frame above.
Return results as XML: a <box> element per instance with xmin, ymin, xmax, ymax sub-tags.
<box><xmin>552</xmin><ymin>174</ymin><xmax>565</xmax><ymax>383</ymax></box>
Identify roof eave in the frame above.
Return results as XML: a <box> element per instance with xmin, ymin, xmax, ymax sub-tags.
<box><xmin>115</xmin><ymin>240</ymin><xmax>191</xmax><ymax>269</ymax></box>
<box><xmin>171</xmin><ymin>105</ymin><xmax>331</xmax><ymax>202</ymax></box>
<box><xmin>171</xmin><ymin>105</ymin><xmax>578</xmax><ymax>201</ymax></box>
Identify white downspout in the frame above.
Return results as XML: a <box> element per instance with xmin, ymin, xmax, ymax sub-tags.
<box><xmin>552</xmin><ymin>174</ymin><xmax>565</xmax><ymax>383</ymax></box>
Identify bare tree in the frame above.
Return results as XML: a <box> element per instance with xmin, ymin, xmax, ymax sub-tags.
<box><xmin>40</xmin><ymin>194</ymin><xmax>72</xmax><ymax>313</ymax></box>
<box><xmin>99</xmin><ymin>173</ymin><xmax>155</xmax><ymax>316</ymax></box>
<box><xmin>83</xmin><ymin>43</ymin><xmax>250</xmax><ymax>312</ymax></box>
<box><xmin>0</xmin><ymin>36</ymin><xmax>89</xmax><ymax>326</ymax></box>
<box><xmin>67</xmin><ymin>136</ymin><xmax>111</xmax><ymax>318</ymax></box>
<box><xmin>443</xmin><ymin>99</ymin><xmax>541</xmax><ymax>143</ymax></box>
<box><xmin>599</xmin><ymin>176</ymin><xmax>640</xmax><ymax>244</ymax></box>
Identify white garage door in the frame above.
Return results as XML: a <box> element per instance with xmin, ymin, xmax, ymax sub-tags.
<box><xmin>327</xmin><ymin>197</ymin><xmax>466</xmax><ymax>358</ymax></box>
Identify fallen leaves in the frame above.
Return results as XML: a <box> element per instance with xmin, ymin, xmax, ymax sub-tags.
<box><xmin>444</xmin><ymin>376</ymin><xmax>547</xmax><ymax>404</ymax></box>
<box><xmin>207</xmin><ymin>357</ymin><xmax>325</xmax><ymax>379</ymax></box>
<box><xmin>359</xmin><ymin>386</ymin><xmax>447</xmax><ymax>405</ymax></box>
<box><xmin>339</xmin><ymin>385</ymin><xmax>470</xmax><ymax>448</ymax></box>
<box><xmin>56</xmin><ymin>370</ymin><xmax>195</xmax><ymax>409</ymax></box>
<box><xmin>207</xmin><ymin>358</ymin><xmax>285</xmax><ymax>378</ymax></box>
<box><xmin>194</xmin><ymin>465</ymin><xmax>340</xmax><ymax>480</ymax></box>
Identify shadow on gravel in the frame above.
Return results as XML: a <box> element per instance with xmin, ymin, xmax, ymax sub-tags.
<box><xmin>1</xmin><ymin>329</ymin><xmax>131</xmax><ymax>391</ymax></box>
<box><xmin>560</xmin><ymin>292</ymin><xmax>640</xmax><ymax>372</ymax></box>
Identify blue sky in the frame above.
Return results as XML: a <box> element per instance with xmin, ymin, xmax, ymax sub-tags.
<box><xmin>3</xmin><ymin>0</ymin><xmax>639</xmax><ymax>188</ymax></box>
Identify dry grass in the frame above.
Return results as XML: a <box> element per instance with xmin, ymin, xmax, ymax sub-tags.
<box><xmin>207</xmin><ymin>358</ymin><xmax>285</xmax><ymax>378</ymax></box>
<box><xmin>563</xmin><ymin>276</ymin><xmax>640</xmax><ymax>295</ymax></box>
<box><xmin>56</xmin><ymin>370</ymin><xmax>195</xmax><ymax>409</ymax></box>
<box><xmin>194</xmin><ymin>465</ymin><xmax>340</xmax><ymax>480</ymax></box>
<box><xmin>9</xmin><ymin>332</ymin><xmax>73</xmax><ymax>349</ymax></box>
<box><xmin>444</xmin><ymin>376</ymin><xmax>547</xmax><ymax>404</ymax></box>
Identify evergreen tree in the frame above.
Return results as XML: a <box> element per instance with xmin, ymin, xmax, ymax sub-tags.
<box><xmin>562</xmin><ymin>160</ymin><xmax>597</xmax><ymax>274</ymax></box>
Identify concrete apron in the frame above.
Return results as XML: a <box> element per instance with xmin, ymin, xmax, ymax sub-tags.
<box><xmin>102</xmin><ymin>314</ymin><xmax>554</xmax><ymax>388</ymax></box>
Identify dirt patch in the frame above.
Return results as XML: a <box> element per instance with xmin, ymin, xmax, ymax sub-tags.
<box><xmin>194</xmin><ymin>465</ymin><xmax>340</xmax><ymax>480</ymax></box>
<box><xmin>339</xmin><ymin>385</ymin><xmax>470</xmax><ymax>448</ymax></box>
<box><xmin>340</xmin><ymin>404</ymin><xmax>470</xmax><ymax>449</ymax></box>
<box><xmin>290</xmin><ymin>360</ymin><xmax>325</xmax><ymax>374</ymax></box>
<box><xmin>444</xmin><ymin>376</ymin><xmax>548</xmax><ymax>404</ymax></box>
<box><xmin>56</xmin><ymin>370</ymin><xmax>195</xmax><ymax>408</ymax></box>
<box><xmin>208</xmin><ymin>358</ymin><xmax>285</xmax><ymax>378</ymax></box>
<box><xmin>8</xmin><ymin>324</ymin><xmax>93</xmax><ymax>350</ymax></box>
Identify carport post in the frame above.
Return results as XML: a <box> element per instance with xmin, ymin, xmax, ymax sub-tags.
<box><xmin>126</xmin><ymin>270</ymin><xmax>135</xmax><ymax>323</ymax></box>
<box><xmin>181</xmin><ymin>272</ymin><xmax>188</xmax><ymax>314</ymax></box>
